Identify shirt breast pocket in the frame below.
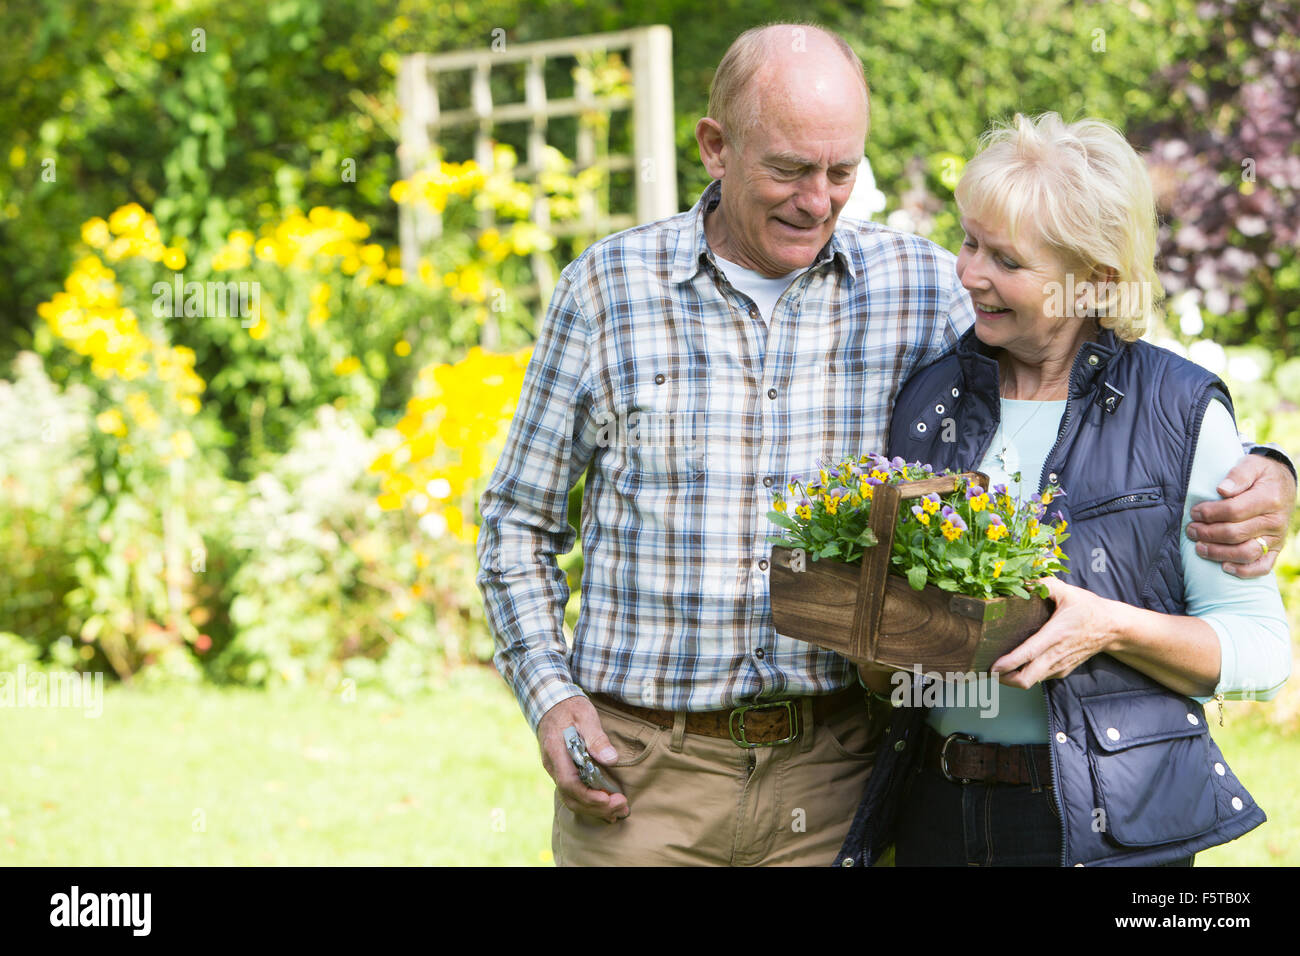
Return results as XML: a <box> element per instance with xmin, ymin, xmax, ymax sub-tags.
<box><xmin>603</xmin><ymin>372</ymin><xmax>707</xmax><ymax>482</ymax></box>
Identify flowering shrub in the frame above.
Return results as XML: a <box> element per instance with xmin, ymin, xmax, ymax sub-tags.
<box><xmin>768</xmin><ymin>454</ymin><xmax>1069</xmax><ymax>599</ymax></box>
<box><xmin>368</xmin><ymin>346</ymin><xmax>531</xmax><ymax>545</ymax></box>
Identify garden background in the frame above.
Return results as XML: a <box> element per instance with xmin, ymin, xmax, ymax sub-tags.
<box><xmin>2</xmin><ymin>0</ymin><xmax>1298</xmax><ymax>865</ymax></box>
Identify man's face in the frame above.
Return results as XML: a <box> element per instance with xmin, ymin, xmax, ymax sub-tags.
<box><xmin>709</xmin><ymin>82</ymin><xmax>867</xmax><ymax>277</ymax></box>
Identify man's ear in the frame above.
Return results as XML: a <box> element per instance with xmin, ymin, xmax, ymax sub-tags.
<box><xmin>695</xmin><ymin>117</ymin><xmax>729</xmax><ymax>181</ymax></box>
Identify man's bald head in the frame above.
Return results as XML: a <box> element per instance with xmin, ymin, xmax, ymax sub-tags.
<box><xmin>706</xmin><ymin>24</ymin><xmax>870</xmax><ymax>150</ymax></box>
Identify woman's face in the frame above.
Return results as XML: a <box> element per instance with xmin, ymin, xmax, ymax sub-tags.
<box><xmin>956</xmin><ymin>214</ymin><xmax>1089</xmax><ymax>363</ymax></box>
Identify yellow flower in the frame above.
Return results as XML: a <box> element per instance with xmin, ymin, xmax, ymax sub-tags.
<box><xmin>824</xmin><ymin>495</ymin><xmax>840</xmax><ymax>515</ymax></box>
<box><xmin>941</xmin><ymin>520</ymin><xmax>963</xmax><ymax>542</ymax></box>
<box><xmin>773</xmin><ymin>498</ymin><xmax>787</xmax><ymax>513</ymax></box>
<box><xmin>96</xmin><ymin>409</ymin><xmax>127</xmax><ymax>437</ymax></box>
<box><xmin>333</xmin><ymin>357</ymin><xmax>362</xmax><ymax>376</ymax></box>
<box><xmin>170</xmin><ymin>429</ymin><xmax>196</xmax><ymax>459</ymax></box>
<box><xmin>162</xmin><ymin>248</ymin><xmax>186</xmax><ymax>270</ymax></box>
<box><xmin>993</xmin><ymin>560</ymin><xmax>1005</xmax><ymax>578</ymax></box>
<box><xmin>1041</xmin><ymin>490</ymin><xmax>1054</xmax><ymax>505</ymax></box>
<box><xmin>795</xmin><ymin>505</ymin><xmax>812</xmax><ymax>521</ymax></box>
<box><xmin>986</xmin><ymin>522</ymin><xmax>1008</xmax><ymax>542</ymax></box>
<box><xmin>394</xmin><ymin>340</ymin><xmax>412</xmax><ymax>357</ymax></box>
<box><xmin>969</xmin><ymin>492</ymin><xmax>989</xmax><ymax>512</ymax></box>
<box><xmin>81</xmin><ymin>218</ymin><xmax>111</xmax><ymax>249</ymax></box>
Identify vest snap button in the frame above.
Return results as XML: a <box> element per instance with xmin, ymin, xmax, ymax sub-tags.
<box><xmin>1048</xmin><ymin>473</ymin><xmax>1058</xmax><ymax>483</ymax></box>
<box><xmin>893</xmin><ymin>740</ymin><xmax>906</xmax><ymax>752</ymax></box>
<box><xmin>917</xmin><ymin>422</ymin><xmax>927</xmax><ymax>433</ymax></box>
<box><xmin>951</xmin><ymin>387</ymin><xmax>959</xmax><ymax>398</ymax></box>
<box><xmin>935</xmin><ymin>403</ymin><xmax>945</xmax><ymax>414</ymax></box>
<box><xmin>1106</xmin><ymin>727</ymin><xmax>1120</xmax><ymax>741</ymax></box>
<box><xmin>1088</xmin><ymin>355</ymin><xmax>1099</xmax><ymax>366</ymax></box>
<box><xmin>841</xmin><ymin>857</ymin><xmax>855</xmax><ymax>867</ymax></box>
<box><xmin>1215</xmin><ymin>762</ymin><xmax>1226</xmax><ymax>776</ymax></box>
<box><xmin>1055</xmin><ymin>732</ymin><xmax>1067</xmax><ymax>744</ymax></box>
<box><xmin>1231</xmin><ymin>796</ymin><xmax>1243</xmax><ymax>811</ymax></box>
<box><xmin>1187</xmin><ymin>713</ymin><xmax>1199</xmax><ymax>725</ymax></box>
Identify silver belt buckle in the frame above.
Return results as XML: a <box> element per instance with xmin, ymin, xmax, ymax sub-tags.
<box><xmin>940</xmin><ymin>732</ymin><xmax>978</xmax><ymax>784</ymax></box>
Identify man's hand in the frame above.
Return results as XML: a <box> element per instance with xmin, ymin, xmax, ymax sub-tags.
<box><xmin>537</xmin><ymin>696</ymin><xmax>630</xmax><ymax>825</ymax></box>
<box><xmin>1186</xmin><ymin>454</ymin><xmax>1297</xmax><ymax>578</ymax></box>
<box><xmin>990</xmin><ymin>576</ymin><xmax>1117</xmax><ymax>687</ymax></box>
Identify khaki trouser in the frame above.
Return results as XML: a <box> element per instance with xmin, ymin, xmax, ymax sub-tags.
<box><xmin>553</xmin><ymin>691</ymin><xmax>887</xmax><ymax>866</ymax></box>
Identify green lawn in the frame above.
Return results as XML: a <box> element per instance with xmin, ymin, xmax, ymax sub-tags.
<box><xmin>0</xmin><ymin>669</ymin><xmax>1293</xmax><ymax>865</ymax></box>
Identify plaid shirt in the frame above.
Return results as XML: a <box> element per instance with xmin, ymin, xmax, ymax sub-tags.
<box><xmin>477</xmin><ymin>180</ymin><xmax>974</xmax><ymax>731</ymax></box>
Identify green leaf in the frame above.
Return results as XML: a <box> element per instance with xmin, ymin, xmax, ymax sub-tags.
<box><xmin>907</xmin><ymin>565</ymin><xmax>928</xmax><ymax>591</ymax></box>
<box><xmin>936</xmin><ymin>577</ymin><xmax>959</xmax><ymax>591</ymax></box>
<box><xmin>766</xmin><ymin>511</ymin><xmax>799</xmax><ymax>531</ymax></box>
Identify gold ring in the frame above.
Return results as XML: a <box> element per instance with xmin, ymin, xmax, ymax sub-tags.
<box><xmin>1256</xmin><ymin>536</ymin><xmax>1269</xmax><ymax>557</ymax></box>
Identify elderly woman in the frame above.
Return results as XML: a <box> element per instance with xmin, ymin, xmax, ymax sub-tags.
<box><xmin>839</xmin><ymin>113</ymin><xmax>1291</xmax><ymax>867</ymax></box>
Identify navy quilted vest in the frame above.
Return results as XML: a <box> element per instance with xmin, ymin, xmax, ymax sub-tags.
<box><xmin>834</xmin><ymin>326</ymin><xmax>1266</xmax><ymax>867</ymax></box>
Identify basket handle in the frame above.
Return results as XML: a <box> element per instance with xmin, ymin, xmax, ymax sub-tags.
<box><xmin>849</xmin><ymin>471</ymin><xmax>988</xmax><ymax>661</ymax></box>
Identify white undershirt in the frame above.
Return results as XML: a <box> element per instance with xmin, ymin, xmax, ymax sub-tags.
<box><xmin>713</xmin><ymin>254</ymin><xmax>806</xmax><ymax>325</ymax></box>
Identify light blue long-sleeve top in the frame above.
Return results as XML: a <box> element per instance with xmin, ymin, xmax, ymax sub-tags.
<box><xmin>928</xmin><ymin>398</ymin><xmax>1292</xmax><ymax>743</ymax></box>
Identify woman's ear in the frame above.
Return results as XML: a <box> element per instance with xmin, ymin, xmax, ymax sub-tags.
<box><xmin>1076</xmin><ymin>265</ymin><xmax>1120</xmax><ymax>317</ymax></box>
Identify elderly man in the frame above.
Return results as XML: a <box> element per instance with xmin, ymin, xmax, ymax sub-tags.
<box><xmin>476</xmin><ymin>23</ymin><xmax>1297</xmax><ymax>866</ymax></box>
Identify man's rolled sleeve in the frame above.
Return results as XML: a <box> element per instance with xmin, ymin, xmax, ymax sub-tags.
<box><xmin>1243</xmin><ymin>441</ymin><xmax>1297</xmax><ymax>483</ymax></box>
<box><xmin>476</xmin><ymin>269</ymin><xmax>597</xmax><ymax>731</ymax></box>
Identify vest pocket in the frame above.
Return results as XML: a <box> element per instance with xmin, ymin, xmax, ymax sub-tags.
<box><xmin>1069</xmin><ymin>486</ymin><xmax>1164</xmax><ymax>522</ymax></box>
<box><xmin>1080</xmin><ymin>688</ymin><xmax>1217</xmax><ymax>847</ymax></box>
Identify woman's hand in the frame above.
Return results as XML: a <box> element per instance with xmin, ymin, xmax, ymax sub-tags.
<box><xmin>990</xmin><ymin>576</ymin><xmax>1119</xmax><ymax>688</ymax></box>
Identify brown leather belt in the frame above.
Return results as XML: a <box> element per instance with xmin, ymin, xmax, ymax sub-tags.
<box><xmin>590</xmin><ymin>686</ymin><xmax>864</xmax><ymax>747</ymax></box>
<box><xmin>922</xmin><ymin>725</ymin><xmax>1054</xmax><ymax>786</ymax></box>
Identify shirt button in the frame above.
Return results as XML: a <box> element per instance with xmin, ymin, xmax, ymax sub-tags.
<box><xmin>1055</xmin><ymin>732</ymin><xmax>1067</xmax><ymax>744</ymax></box>
<box><xmin>758</xmin><ymin>559</ymin><xmax>769</xmax><ymax>571</ymax></box>
<box><xmin>755</xmin><ymin>647</ymin><xmax>765</xmax><ymax>659</ymax></box>
<box><xmin>749</xmin><ymin>306</ymin><xmax>759</xmax><ymax>319</ymax></box>
<box><xmin>654</xmin><ymin>373</ymin><xmax>666</xmax><ymax>385</ymax></box>
<box><xmin>767</xmin><ymin>388</ymin><xmax>778</xmax><ymax>400</ymax></box>
<box><xmin>762</xmin><ymin>476</ymin><xmax>774</xmax><ymax>487</ymax></box>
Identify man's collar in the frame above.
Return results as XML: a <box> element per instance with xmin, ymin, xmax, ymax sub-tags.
<box><xmin>670</xmin><ymin>179</ymin><xmax>852</xmax><ymax>285</ymax></box>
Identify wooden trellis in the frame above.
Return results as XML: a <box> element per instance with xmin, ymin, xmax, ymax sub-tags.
<box><xmin>397</xmin><ymin>26</ymin><xmax>677</xmax><ymax>343</ymax></box>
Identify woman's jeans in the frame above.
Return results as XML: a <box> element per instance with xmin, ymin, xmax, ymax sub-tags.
<box><xmin>894</xmin><ymin>764</ymin><xmax>1195</xmax><ymax>867</ymax></box>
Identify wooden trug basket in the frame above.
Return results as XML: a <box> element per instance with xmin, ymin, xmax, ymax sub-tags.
<box><xmin>768</xmin><ymin>471</ymin><xmax>1053</xmax><ymax>673</ymax></box>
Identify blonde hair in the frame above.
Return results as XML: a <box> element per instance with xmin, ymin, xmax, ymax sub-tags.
<box><xmin>707</xmin><ymin>23</ymin><xmax>870</xmax><ymax>148</ymax></box>
<box><xmin>955</xmin><ymin>112</ymin><xmax>1164</xmax><ymax>341</ymax></box>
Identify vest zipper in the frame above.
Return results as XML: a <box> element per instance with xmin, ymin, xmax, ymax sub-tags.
<box><xmin>1039</xmin><ymin>395</ymin><xmax>1074</xmax><ymax>866</ymax></box>
<box><xmin>1044</xmin><ymin>683</ymin><xmax>1069</xmax><ymax>865</ymax></box>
